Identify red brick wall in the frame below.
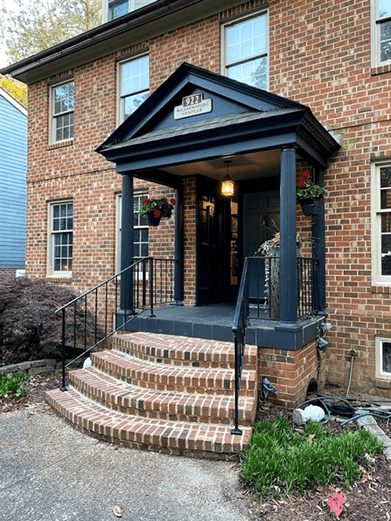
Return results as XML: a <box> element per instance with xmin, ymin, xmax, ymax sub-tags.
<box><xmin>258</xmin><ymin>341</ymin><xmax>319</xmax><ymax>407</ymax></box>
<box><xmin>25</xmin><ymin>0</ymin><xmax>391</xmax><ymax>395</ymax></box>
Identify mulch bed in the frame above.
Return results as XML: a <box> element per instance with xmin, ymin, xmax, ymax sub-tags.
<box><xmin>1</xmin><ymin>374</ymin><xmax>390</xmax><ymax>520</ymax></box>
<box><xmin>0</xmin><ymin>371</ymin><xmax>59</xmax><ymax>414</ymax></box>
<box><xmin>248</xmin><ymin>396</ymin><xmax>391</xmax><ymax>520</ymax></box>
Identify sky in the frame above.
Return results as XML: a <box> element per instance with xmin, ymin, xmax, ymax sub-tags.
<box><xmin>0</xmin><ymin>0</ymin><xmax>16</xmax><ymax>68</ymax></box>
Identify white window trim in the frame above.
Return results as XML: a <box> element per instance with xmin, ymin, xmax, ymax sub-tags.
<box><xmin>371</xmin><ymin>161</ymin><xmax>391</xmax><ymax>285</ymax></box>
<box><xmin>375</xmin><ymin>336</ymin><xmax>391</xmax><ymax>380</ymax></box>
<box><xmin>115</xmin><ymin>192</ymin><xmax>149</xmax><ymax>275</ymax></box>
<box><xmin>49</xmin><ymin>79</ymin><xmax>75</xmax><ymax>145</ymax></box>
<box><xmin>47</xmin><ymin>200</ymin><xmax>73</xmax><ymax>278</ymax></box>
<box><xmin>371</xmin><ymin>0</ymin><xmax>391</xmax><ymax>67</ymax></box>
<box><xmin>117</xmin><ymin>54</ymin><xmax>149</xmax><ymax>125</ymax></box>
<box><xmin>221</xmin><ymin>10</ymin><xmax>269</xmax><ymax>90</ymax></box>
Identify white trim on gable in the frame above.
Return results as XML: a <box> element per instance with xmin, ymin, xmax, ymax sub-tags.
<box><xmin>0</xmin><ymin>88</ymin><xmax>27</xmax><ymax>117</ymax></box>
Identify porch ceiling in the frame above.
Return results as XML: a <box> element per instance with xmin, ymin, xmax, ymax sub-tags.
<box><xmin>162</xmin><ymin>149</ymin><xmax>281</xmax><ymax>182</ymax></box>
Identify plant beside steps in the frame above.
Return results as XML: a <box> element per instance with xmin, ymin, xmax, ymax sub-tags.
<box><xmin>45</xmin><ymin>332</ymin><xmax>258</xmax><ymax>459</ymax></box>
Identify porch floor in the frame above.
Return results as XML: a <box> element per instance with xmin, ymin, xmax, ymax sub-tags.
<box><xmin>129</xmin><ymin>303</ymin><xmax>274</xmax><ymax>344</ymax></box>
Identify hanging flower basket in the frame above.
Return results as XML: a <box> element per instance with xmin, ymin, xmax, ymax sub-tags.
<box><xmin>299</xmin><ymin>198</ymin><xmax>321</xmax><ymax>216</ymax></box>
<box><xmin>297</xmin><ymin>168</ymin><xmax>325</xmax><ymax>216</ymax></box>
<box><xmin>146</xmin><ymin>213</ymin><xmax>162</xmax><ymax>226</ymax></box>
<box><xmin>140</xmin><ymin>196</ymin><xmax>176</xmax><ymax>226</ymax></box>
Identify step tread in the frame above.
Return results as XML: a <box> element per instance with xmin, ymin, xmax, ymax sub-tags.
<box><xmin>70</xmin><ymin>367</ymin><xmax>256</xmax><ymax>422</ymax></box>
<box><xmin>96</xmin><ymin>349</ymin><xmax>257</xmax><ymax>382</ymax></box>
<box><xmin>113</xmin><ymin>332</ymin><xmax>257</xmax><ymax>368</ymax></box>
<box><xmin>46</xmin><ymin>387</ymin><xmax>252</xmax><ymax>454</ymax></box>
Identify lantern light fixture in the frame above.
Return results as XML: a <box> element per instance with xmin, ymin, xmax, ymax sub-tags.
<box><xmin>220</xmin><ymin>160</ymin><xmax>235</xmax><ymax>197</ymax></box>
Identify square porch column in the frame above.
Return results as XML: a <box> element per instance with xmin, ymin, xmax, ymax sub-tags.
<box><xmin>278</xmin><ymin>146</ymin><xmax>298</xmax><ymax>326</ymax></box>
<box><xmin>119</xmin><ymin>173</ymin><xmax>134</xmax><ymax>316</ymax></box>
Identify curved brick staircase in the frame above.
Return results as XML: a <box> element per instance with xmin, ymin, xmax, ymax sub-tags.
<box><xmin>45</xmin><ymin>332</ymin><xmax>258</xmax><ymax>459</ymax></box>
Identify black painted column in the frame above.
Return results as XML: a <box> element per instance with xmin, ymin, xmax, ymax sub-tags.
<box><xmin>312</xmin><ymin>169</ymin><xmax>326</xmax><ymax>313</ymax></box>
<box><xmin>120</xmin><ymin>173</ymin><xmax>134</xmax><ymax>314</ymax></box>
<box><xmin>279</xmin><ymin>146</ymin><xmax>298</xmax><ymax>325</ymax></box>
<box><xmin>174</xmin><ymin>183</ymin><xmax>184</xmax><ymax>304</ymax></box>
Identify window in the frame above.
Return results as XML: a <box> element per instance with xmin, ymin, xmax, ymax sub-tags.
<box><xmin>372</xmin><ymin>0</ymin><xmax>391</xmax><ymax>66</ymax></box>
<box><xmin>116</xmin><ymin>193</ymin><xmax>149</xmax><ymax>271</ymax></box>
<box><xmin>223</xmin><ymin>12</ymin><xmax>268</xmax><ymax>90</ymax></box>
<box><xmin>48</xmin><ymin>201</ymin><xmax>73</xmax><ymax>276</ymax></box>
<box><xmin>106</xmin><ymin>0</ymin><xmax>156</xmax><ymax>21</ymax></box>
<box><xmin>376</xmin><ymin>337</ymin><xmax>391</xmax><ymax>379</ymax></box>
<box><xmin>372</xmin><ymin>163</ymin><xmax>391</xmax><ymax>283</ymax></box>
<box><xmin>118</xmin><ymin>55</ymin><xmax>149</xmax><ymax>123</ymax></box>
<box><xmin>51</xmin><ymin>81</ymin><xmax>74</xmax><ymax>143</ymax></box>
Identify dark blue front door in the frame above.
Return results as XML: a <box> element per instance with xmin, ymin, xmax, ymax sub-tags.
<box><xmin>243</xmin><ymin>191</ymin><xmax>280</xmax><ymax>299</ymax></box>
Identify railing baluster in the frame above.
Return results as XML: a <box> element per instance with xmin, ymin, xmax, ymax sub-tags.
<box><xmin>84</xmin><ymin>295</ymin><xmax>88</xmax><ymax>351</ymax></box>
<box><xmin>94</xmin><ymin>288</ymin><xmax>98</xmax><ymax>345</ymax></box>
<box><xmin>73</xmin><ymin>300</ymin><xmax>77</xmax><ymax>359</ymax></box>
<box><xmin>104</xmin><ymin>283</ymin><xmax>108</xmax><ymax>338</ymax></box>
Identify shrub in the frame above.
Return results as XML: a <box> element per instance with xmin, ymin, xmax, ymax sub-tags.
<box><xmin>242</xmin><ymin>415</ymin><xmax>384</xmax><ymax>497</ymax></box>
<box><xmin>0</xmin><ymin>274</ymin><xmax>95</xmax><ymax>365</ymax></box>
<box><xmin>0</xmin><ymin>370</ymin><xmax>28</xmax><ymax>398</ymax></box>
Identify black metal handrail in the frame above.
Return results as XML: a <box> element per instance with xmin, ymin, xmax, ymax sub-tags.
<box><xmin>231</xmin><ymin>255</ymin><xmax>318</xmax><ymax>434</ymax></box>
<box><xmin>231</xmin><ymin>257</ymin><xmax>250</xmax><ymax>435</ymax></box>
<box><xmin>56</xmin><ymin>256</ymin><xmax>176</xmax><ymax>391</ymax></box>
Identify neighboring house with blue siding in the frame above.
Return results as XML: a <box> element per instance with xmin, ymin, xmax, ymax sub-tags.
<box><xmin>0</xmin><ymin>88</ymin><xmax>27</xmax><ymax>272</ymax></box>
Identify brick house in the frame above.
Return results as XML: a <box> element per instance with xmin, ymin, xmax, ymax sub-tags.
<box><xmin>2</xmin><ymin>0</ymin><xmax>391</xmax><ymax>455</ymax></box>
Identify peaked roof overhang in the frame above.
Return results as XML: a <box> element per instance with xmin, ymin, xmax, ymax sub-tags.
<box><xmin>97</xmin><ymin>63</ymin><xmax>340</xmax><ymax>184</ymax></box>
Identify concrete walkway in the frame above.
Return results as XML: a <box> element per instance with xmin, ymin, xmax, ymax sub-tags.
<box><xmin>0</xmin><ymin>409</ymin><xmax>251</xmax><ymax>521</ymax></box>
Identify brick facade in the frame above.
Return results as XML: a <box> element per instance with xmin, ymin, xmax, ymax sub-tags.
<box><xmin>24</xmin><ymin>0</ymin><xmax>391</xmax><ymax>397</ymax></box>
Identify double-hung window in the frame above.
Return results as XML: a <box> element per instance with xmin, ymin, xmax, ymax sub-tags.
<box><xmin>116</xmin><ymin>193</ymin><xmax>149</xmax><ymax>272</ymax></box>
<box><xmin>372</xmin><ymin>163</ymin><xmax>391</xmax><ymax>283</ymax></box>
<box><xmin>372</xmin><ymin>0</ymin><xmax>391</xmax><ymax>66</ymax></box>
<box><xmin>223</xmin><ymin>12</ymin><xmax>268</xmax><ymax>90</ymax></box>
<box><xmin>51</xmin><ymin>80</ymin><xmax>74</xmax><ymax>143</ymax></box>
<box><xmin>118</xmin><ymin>55</ymin><xmax>149</xmax><ymax>122</ymax></box>
<box><xmin>48</xmin><ymin>201</ymin><xmax>73</xmax><ymax>276</ymax></box>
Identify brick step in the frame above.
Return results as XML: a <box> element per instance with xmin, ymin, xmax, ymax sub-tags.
<box><xmin>92</xmin><ymin>350</ymin><xmax>257</xmax><ymax>397</ymax></box>
<box><xmin>69</xmin><ymin>367</ymin><xmax>256</xmax><ymax>426</ymax></box>
<box><xmin>112</xmin><ymin>332</ymin><xmax>257</xmax><ymax>370</ymax></box>
<box><xmin>45</xmin><ymin>387</ymin><xmax>252</xmax><ymax>458</ymax></box>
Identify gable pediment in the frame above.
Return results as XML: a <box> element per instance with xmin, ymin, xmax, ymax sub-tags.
<box><xmin>97</xmin><ymin>62</ymin><xmax>306</xmax><ymax>151</ymax></box>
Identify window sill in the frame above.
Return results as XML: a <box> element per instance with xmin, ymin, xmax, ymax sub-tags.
<box><xmin>47</xmin><ymin>140</ymin><xmax>74</xmax><ymax>151</ymax></box>
<box><xmin>46</xmin><ymin>275</ymin><xmax>73</xmax><ymax>283</ymax></box>
<box><xmin>371</xmin><ymin>63</ymin><xmax>391</xmax><ymax>76</ymax></box>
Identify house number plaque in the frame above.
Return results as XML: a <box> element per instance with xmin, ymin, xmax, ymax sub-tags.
<box><xmin>174</xmin><ymin>92</ymin><xmax>212</xmax><ymax>119</ymax></box>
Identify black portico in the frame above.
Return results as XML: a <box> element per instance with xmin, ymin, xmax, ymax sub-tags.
<box><xmin>97</xmin><ymin>63</ymin><xmax>340</xmax><ymax>348</ymax></box>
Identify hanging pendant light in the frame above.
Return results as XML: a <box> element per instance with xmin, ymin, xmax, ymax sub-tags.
<box><xmin>221</xmin><ymin>160</ymin><xmax>235</xmax><ymax>197</ymax></box>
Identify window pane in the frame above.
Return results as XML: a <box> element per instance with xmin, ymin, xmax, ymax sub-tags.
<box><xmin>379</xmin><ymin>0</ymin><xmax>391</xmax><ymax>18</ymax></box>
<box><xmin>381</xmin><ymin>166</ymin><xmax>391</xmax><ymax>187</ymax></box>
<box><xmin>381</xmin><ymin>234</ymin><xmax>391</xmax><ymax>275</ymax></box>
<box><xmin>141</xmin><ymin>243</ymin><xmax>148</xmax><ymax>256</ymax></box>
<box><xmin>381</xmin><ymin>213</ymin><xmax>391</xmax><ymax>232</ymax></box>
<box><xmin>123</xmin><ymin>91</ymin><xmax>149</xmax><ymax>119</ymax></box>
<box><xmin>381</xmin><ymin>20</ymin><xmax>391</xmax><ymax>62</ymax></box>
<box><xmin>141</xmin><ymin>228</ymin><xmax>149</xmax><ymax>242</ymax></box>
<box><xmin>120</xmin><ymin>56</ymin><xmax>149</xmax><ymax>96</ymax></box>
<box><xmin>381</xmin><ymin>188</ymin><xmax>391</xmax><ymax>209</ymax></box>
<box><xmin>227</xmin><ymin>56</ymin><xmax>267</xmax><ymax>89</ymax></box>
<box><xmin>382</xmin><ymin>341</ymin><xmax>391</xmax><ymax>373</ymax></box>
<box><xmin>53</xmin><ymin>82</ymin><xmax>74</xmax><ymax>115</ymax></box>
<box><xmin>110</xmin><ymin>0</ymin><xmax>128</xmax><ymax>19</ymax></box>
<box><xmin>226</xmin><ymin>15</ymin><xmax>266</xmax><ymax>64</ymax></box>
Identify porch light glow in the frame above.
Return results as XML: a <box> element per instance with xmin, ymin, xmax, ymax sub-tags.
<box><xmin>221</xmin><ymin>160</ymin><xmax>236</xmax><ymax>197</ymax></box>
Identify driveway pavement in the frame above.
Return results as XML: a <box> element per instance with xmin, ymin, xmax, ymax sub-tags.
<box><xmin>0</xmin><ymin>408</ymin><xmax>251</xmax><ymax>521</ymax></box>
